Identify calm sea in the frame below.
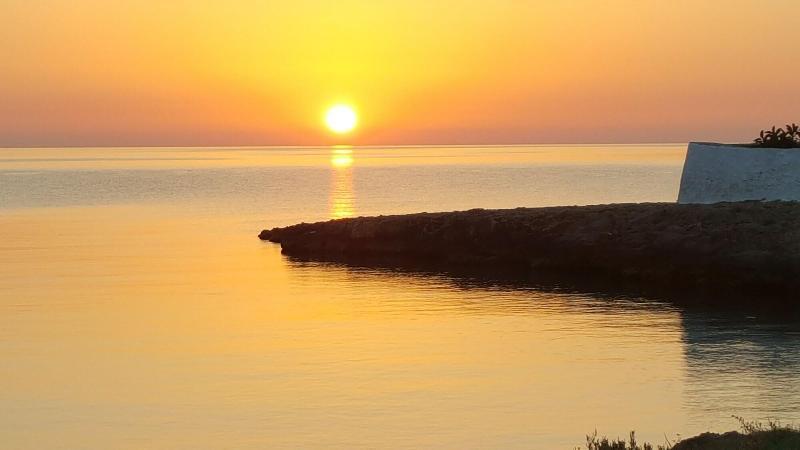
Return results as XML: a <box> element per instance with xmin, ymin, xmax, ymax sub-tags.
<box><xmin>1</xmin><ymin>145</ymin><xmax>798</xmax><ymax>449</ymax></box>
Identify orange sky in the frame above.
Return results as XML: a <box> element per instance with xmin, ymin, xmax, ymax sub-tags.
<box><xmin>2</xmin><ymin>0</ymin><xmax>799</xmax><ymax>147</ymax></box>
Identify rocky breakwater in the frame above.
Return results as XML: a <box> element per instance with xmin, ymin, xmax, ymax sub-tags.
<box><xmin>259</xmin><ymin>202</ymin><xmax>800</xmax><ymax>293</ymax></box>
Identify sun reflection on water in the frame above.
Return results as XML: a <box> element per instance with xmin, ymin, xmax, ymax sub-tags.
<box><xmin>330</xmin><ymin>148</ymin><xmax>355</xmax><ymax>219</ymax></box>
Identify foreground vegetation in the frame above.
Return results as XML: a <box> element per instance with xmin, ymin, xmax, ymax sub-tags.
<box><xmin>753</xmin><ymin>123</ymin><xmax>800</xmax><ymax>148</ymax></box>
<box><xmin>581</xmin><ymin>418</ymin><xmax>800</xmax><ymax>450</ymax></box>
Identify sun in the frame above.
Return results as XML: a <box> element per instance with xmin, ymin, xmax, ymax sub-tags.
<box><xmin>325</xmin><ymin>104</ymin><xmax>358</xmax><ymax>134</ymax></box>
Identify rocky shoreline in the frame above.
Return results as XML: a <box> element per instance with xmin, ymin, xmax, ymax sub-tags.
<box><xmin>259</xmin><ymin>201</ymin><xmax>800</xmax><ymax>294</ymax></box>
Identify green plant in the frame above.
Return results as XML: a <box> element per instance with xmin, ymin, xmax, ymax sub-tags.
<box><xmin>732</xmin><ymin>415</ymin><xmax>799</xmax><ymax>435</ymax></box>
<box><xmin>579</xmin><ymin>418</ymin><xmax>800</xmax><ymax>450</ymax></box>
<box><xmin>581</xmin><ymin>431</ymin><xmax>671</xmax><ymax>450</ymax></box>
<box><xmin>753</xmin><ymin>123</ymin><xmax>800</xmax><ymax>148</ymax></box>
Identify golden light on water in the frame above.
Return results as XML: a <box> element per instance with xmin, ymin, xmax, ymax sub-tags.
<box><xmin>325</xmin><ymin>105</ymin><xmax>358</xmax><ymax>134</ymax></box>
<box><xmin>330</xmin><ymin>148</ymin><xmax>355</xmax><ymax>219</ymax></box>
<box><xmin>330</xmin><ymin>148</ymin><xmax>354</xmax><ymax>168</ymax></box>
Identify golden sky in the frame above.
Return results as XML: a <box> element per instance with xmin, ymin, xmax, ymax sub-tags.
<box><xmin>2</xmin><ymin>0</ymin><xmax>799</xmax><ymax>147</ymax></box>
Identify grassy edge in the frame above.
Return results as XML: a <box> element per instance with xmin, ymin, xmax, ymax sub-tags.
<box><xmin>578</xmin><ymin>417</ymin><xmax>800</xmax><ymax>450</ymax></box>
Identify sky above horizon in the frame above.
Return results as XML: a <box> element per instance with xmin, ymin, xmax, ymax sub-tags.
<box><xmin>2</xmin><ymin>0</ymin><xmax>800</xmax><ymax>147</ymax></box>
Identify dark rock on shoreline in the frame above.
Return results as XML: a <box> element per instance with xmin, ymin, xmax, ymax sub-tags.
<box><xmin>259</xmin><ymin>201</ymin><xmax>800</xmax><ymax>293</ymax></box>
<box><xmin>585</xmin><ymin>427</ymin><xmax>800</xmax><ymax>449</ymax></box>
<box><xmin>671</xmin><ymin>429</ymin><xmax>800</xmax><ymax>449</ymax></box>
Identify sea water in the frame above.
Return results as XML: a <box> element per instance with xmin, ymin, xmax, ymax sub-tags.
<box><xmin>1</xmin><ymin>145</ymin><xmax>798</xmax><ymax>449</ymax></box>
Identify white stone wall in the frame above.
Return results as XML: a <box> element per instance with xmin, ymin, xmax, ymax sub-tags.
<box><xmin>677</xmin><ymin>142</ymin><xmax>800</xmax><ymax>204</ymax></box>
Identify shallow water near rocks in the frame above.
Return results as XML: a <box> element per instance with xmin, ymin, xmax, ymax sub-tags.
<box><xmin>1</xmin><ymin>145</ymin><xmax>798</xmax><ymax>449</ymax></box>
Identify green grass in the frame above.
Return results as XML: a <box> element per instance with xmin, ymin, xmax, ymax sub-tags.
<box><xmin>581</xmin><ymin>431</ymin><xmax>670</xmax><ymax>450</ymax></box>
<box><xmin>579</xmin><ymin>417</ymin><xmax>800</xmax><ymax>450</ymax></box>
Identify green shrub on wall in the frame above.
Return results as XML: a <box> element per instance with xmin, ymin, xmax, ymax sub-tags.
<box><xmin>753</xmin><ymin>123</ymin><xmax>800</xmax><ymax>148</ymax></box>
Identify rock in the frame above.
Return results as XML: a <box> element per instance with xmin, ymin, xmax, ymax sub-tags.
<box><xmin>259</xmin><ymin>201</ymin><xmax>800</xmax><ymax>294</ymax></box>
<box><xmin>672</xmin><ymin>429</ymin><xmax>800</xmax><ymax>449</ymax></box>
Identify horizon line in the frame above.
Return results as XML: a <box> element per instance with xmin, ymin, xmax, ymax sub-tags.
<box><xmin>0</xmin><ymin>141</ymin><xmax>698</xmax><ymax>150</ymax></box>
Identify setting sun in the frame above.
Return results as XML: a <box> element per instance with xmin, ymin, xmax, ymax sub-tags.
<box><xmin>325</xmin><ymin>105</ymin><xmax>358</xmax><ymax>134</ymax></box>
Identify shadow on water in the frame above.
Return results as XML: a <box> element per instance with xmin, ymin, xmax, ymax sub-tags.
<box><xmin>278</xmin><ymin>250</ymin><xmax>800</xmax><ymax>422</ymax></box>
<box><xmin>681</xmin><ymin>311</ymin><xmax>800</xmax><ymax>422</ymax></box>
<box><xmin>279</xmin><ymin>251</ymin><xmax>799</xmax><ymax>314</ymax></box>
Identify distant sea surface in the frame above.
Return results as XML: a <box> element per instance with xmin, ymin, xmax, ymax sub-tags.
<box><xmin>1</xmin><ymin>145</ymin><xmax>798</xmax><ymax>449</ymax></box>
